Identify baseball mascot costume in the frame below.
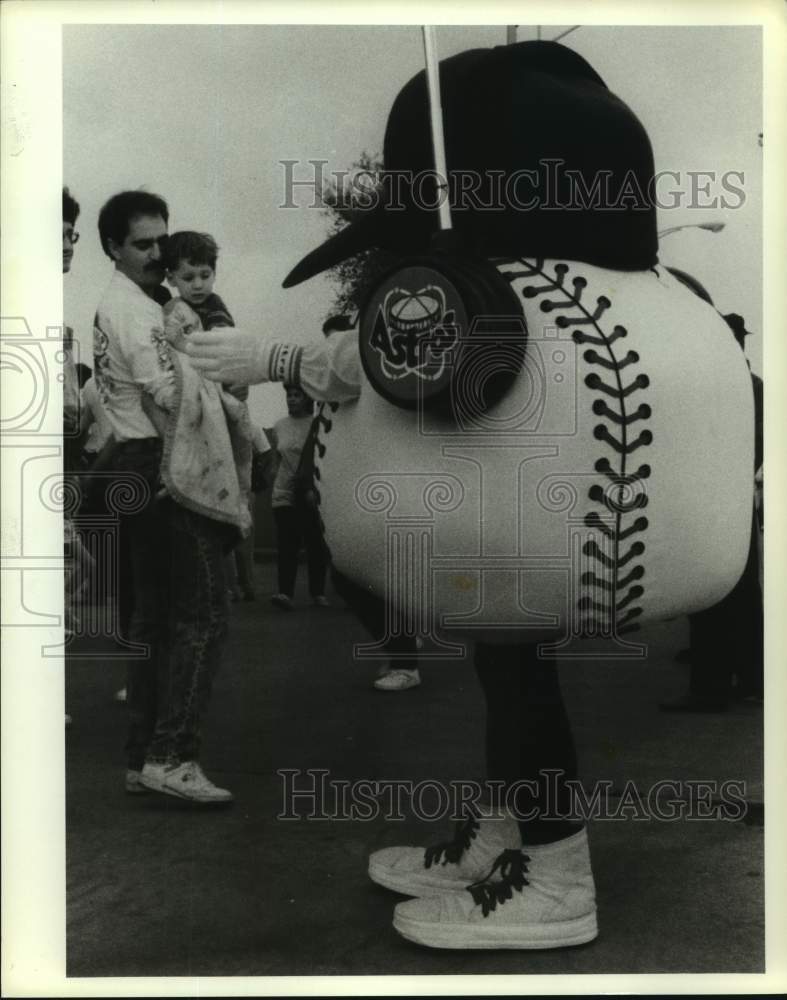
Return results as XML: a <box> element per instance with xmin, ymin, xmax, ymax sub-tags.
<box><xmin>185</xmin><ymin>39</ymin><xmax>755</xmax><ymax>950</ymax></box>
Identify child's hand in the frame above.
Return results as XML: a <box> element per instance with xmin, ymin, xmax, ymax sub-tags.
<box><xmin>163</xmin><ymin>299</ymin><xmax>200</xmax><ymax>352</ymax></box>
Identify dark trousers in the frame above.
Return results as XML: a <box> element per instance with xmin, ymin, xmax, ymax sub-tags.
<box><xmin>330</xmin><ymin>565</ymin><xmax>420</xmax><ymax>668</ymax></box>
<box><xmin>273</xmin><ymin>504</ymin><xmax>327</xmax><ymax>599</ymax></box>
<box><xmin>688</xmin><ymin>509</ymin><xmax>763</xmax><ymax>701</ymax></box>
<box><xmin>113</xmin><ymin>440</ymin><xmax>229</xmax><ymax>769</ymax></box>
<box><xmin>79</xmin><ymin>462</ymin><xmax>134</xmax><ymax>643</ymax></box>
<box><xmin>226</xmin><ymin>500</ymin><xmax>256</xmax><ymax>596</ymax></box>
<box><xmin>331</xmin><ymin>566</ymin><xmax>577</xmax><ymax>843</ymax></box>
<box><xmin>474</xmin><ymin>642</ymin><xmax>580</xmax><ymax>844</ymax></box>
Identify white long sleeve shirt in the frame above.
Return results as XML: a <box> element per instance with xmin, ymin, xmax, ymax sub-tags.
<box><xmin>93</xmin><ymin>270</ymin><xmax>175</xmax><ymax>441</ymax></box>
<box><xmin>265</xmin><ymin>330</ymin><xmax>362</xmax><ymax>403</ymax></box>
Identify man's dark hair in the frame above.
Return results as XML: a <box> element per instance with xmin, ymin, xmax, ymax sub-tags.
<box><xmin>63</xmin><ymin>187</ymin><xmax>80</xmax><ymax>225</ymax></box>
<box><xmin>163</xmin><ymin>231</ymin><xmax>219</xmax><ymax>272</ymax></box>
<box><xmin>321</xmin><ymin>313</ymin><xmax>354</xmax><ymax>337</ymax></box>
<box><xmin>97</xmin><ymin>190</ymin><xmax>169</xmax><ymax>258</ymax></box>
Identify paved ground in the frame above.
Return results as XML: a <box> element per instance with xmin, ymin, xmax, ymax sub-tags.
<box><xmin>65</xmin><ymin>561</ymin><xmax>764</xmax><ymax>979</ymax></box>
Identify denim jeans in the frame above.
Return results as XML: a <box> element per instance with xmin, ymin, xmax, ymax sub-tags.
<box><xmin>113</xmin><ymin>440</ymin><xmax>229</xmax><ymax>769</ymax></box>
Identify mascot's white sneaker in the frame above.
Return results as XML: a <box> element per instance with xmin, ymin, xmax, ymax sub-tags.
<box><xmin>392</xmin><ymin>828</ymin><xmax>597</xmax><ymax>950</ymax></box>
<box><xmin>368</xmin><ymin>812</ymin><xmax>522</xmax><ymax>896</ymax></box>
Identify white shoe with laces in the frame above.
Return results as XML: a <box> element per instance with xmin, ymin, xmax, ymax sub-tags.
<box><xmin>392</xmin><ymin>828</ymin><xmax>597</xmax><ymax>950</ymax></box>
<box><xmin>139</xmin><ymin>760</ymin><xmax>234</xmax><ymax>804</ymax></box>
<box><xmin>373</xmin><ymin>668</ymin><xmax>421</xmax><ymax>691</ymax></box>
<box><xmin>270</xmin><ymin>593</ymin><xmax>294</xmax><ymax>612</ymax></box>
<box><xmin>368</xmin><ymin>811</ymin><xmax>522</xmax><ymax>896</ymax></box>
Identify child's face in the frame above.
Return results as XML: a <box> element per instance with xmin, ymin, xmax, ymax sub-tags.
<box><xmin>285</xmin><ymin>386</ymin><xmax>308</xmax><ymax>416</ymax></box>
<box><xmin>168</xmin><ymin>259</ymin><xmax>216</xmax><ymax>306</ymax></box>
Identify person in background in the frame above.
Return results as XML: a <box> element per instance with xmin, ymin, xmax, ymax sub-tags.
<box><xmin>227</xmin><ymin>423</ymin><xmax>272</xmax><ymax>601</ymax></box>
<box><xmin>660</xmin><ymin>313</ymin><xmax>764</xmax><ymax>711</ymax></box>
<box><xmin>62</xmin><ymin>188</ymin><xmax>83</xmax><ymax>468</ymax></box>
<box><xmin>77</xmin><ymin>373</ymin><xmax>134</xmax><ymax>705</ymax></box>
<box><xmin>269</xmin><ymin>385</ymin><xmax>328</xmax><ymax>610</ymax></box>
<box><xmin>80</xmin><ymin>373</ymin><xmax>114</xmax><ymax>466</ymax></box>
<box><xmin>314</xmin><ymin>315</ymin><xmax>422</xmax><ymax>691</ymax></box>
<box><xmin>62</xmin><ymin>187</ymin><xmax>95</xmax><ymax>729</ymax></box>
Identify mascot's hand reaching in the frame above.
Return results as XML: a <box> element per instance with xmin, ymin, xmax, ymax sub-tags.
<box><xmin>185</xmin><ymin>328</ymin><xmax>270</xmax><ymax>386</ymax></box>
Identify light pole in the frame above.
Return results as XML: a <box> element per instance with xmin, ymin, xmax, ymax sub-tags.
<box><xmin>658</xmin><ymin>222</ymin><xmax>726</xmax><ymax>239</ymax></box>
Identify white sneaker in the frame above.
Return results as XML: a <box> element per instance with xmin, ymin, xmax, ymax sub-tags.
<box><xmin>139</xmin><ymin>760</ymin><xmax>234</xmax><ymax>804</ymax></box>
<box><xmin>373</xmin><ymin>668</ymin><xmax>421</xmax><ymax>692</ymax></box>
<box><xmin>392</xmin><ymin>828</ymin><xmax>597</xmax><ymax>950</ymax></box>
<box><xmin>368</xmin><ymin>811</ymin><xmax>522</xmax><ymax>896</ymax></box>
<box><xmin>125</xmin><ymin>769</ymin><xmax>149</xmax><ymax>795</ymax></box>
<box><xmin>114</xmin><ymin>687</ymin><xmax>127</xmax><ymax>704</ymax></box>
<box><xmin>270</xmin><ymin>593</ymin><xmax>293</xmax><ymax>611</ymax></box>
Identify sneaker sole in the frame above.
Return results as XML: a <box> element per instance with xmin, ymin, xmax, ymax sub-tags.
<box><xmin>393</xmin><ymin>908</ymin><xmax>598</xmax><ymax>950</ymax></box>
<box><xmin>368</xmin><ymin>859</ymin><xmax>479</xmax><ymax>897</ymax></box>
<box><xmin>373</xmin><ymin>678</ymin><xmax>421</xmax><ymax>692</ymax></box>
<box><xmin>138</xmin><ymin>776</ymin><xmax>233</xmax><ymax>805</ymax></box>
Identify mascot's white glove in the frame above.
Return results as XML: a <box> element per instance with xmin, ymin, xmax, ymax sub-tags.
<box><xmin>185</xmin><ymin>326</ymin><xmax>362</xmax><ymax>402</ymax></box>
<box><xmin>184</xmin><ymin>328</ymin><xmax>273</xmax><ymax>386</ymax></box>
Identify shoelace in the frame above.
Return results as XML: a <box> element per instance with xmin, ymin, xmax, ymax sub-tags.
<box><xmin>467</xmin><ymin>849</ymin><xmax>531</xmax><ymax>917</ymax></box>
<box><xmin>424</xmin><ymin>816</ymin><xmax>480</xmax><ymax>868</ymax></box>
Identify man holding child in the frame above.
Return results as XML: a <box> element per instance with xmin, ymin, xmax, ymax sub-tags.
<box><xmin>93</xmin><ymin>190</ymin><xmax>242</xmax><ymax>805</ymax></box>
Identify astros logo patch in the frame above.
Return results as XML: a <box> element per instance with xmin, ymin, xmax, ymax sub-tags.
<box><xmin>369</xmin><ymin>284</ymin><xmax>459</xmax><ymax>383</ymax></box>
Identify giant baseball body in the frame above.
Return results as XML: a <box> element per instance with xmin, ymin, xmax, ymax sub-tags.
<box><xmin>314</xmin><ymin>257</ymin><xmax>754</xmax><ymax>645</ymax></box>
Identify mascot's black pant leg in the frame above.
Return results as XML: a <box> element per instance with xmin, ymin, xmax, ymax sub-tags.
<box><xmin>330</xmin><ymin>566</ymin><xmax>420</xmax><ymax>668</ymax></box>
<box><xmin>474</xmin><ymin>642</ymin><xmax>582</xmax><ymax>846</ymax></box>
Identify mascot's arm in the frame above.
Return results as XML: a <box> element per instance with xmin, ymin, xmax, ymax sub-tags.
<box><xmin>185</xmin><ymin>327</ymin><xmax>362</xmax><ymax>402</ymax></box>
<box><xmin>288</xmin><ymin>329</ymin><xmax>361</xmax><ymax>402</ymax></box>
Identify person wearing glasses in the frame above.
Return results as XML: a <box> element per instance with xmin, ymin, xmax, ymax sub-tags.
<box><xmin>62</xmin><ymin>188</ymin><xmax>94</xmax><ymax>727</ymax></box>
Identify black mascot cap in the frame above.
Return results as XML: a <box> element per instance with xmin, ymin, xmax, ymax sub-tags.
<box><xmin>283</xmin><ymin>40</ymin><xmax>658</xmax><ymax>288</ymax></box>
